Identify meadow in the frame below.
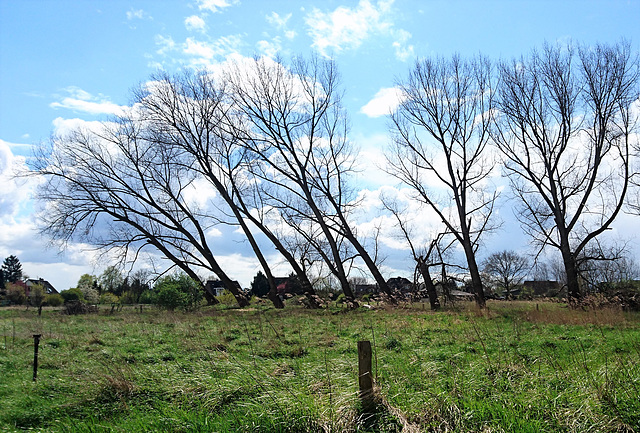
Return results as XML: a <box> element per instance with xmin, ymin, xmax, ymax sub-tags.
<box><xmin>1</xmin><ymin>301</ymin><xmax>639</xmax><ymax>432</ymax></box>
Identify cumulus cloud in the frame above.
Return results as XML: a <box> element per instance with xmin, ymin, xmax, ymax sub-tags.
<box><xmin>50</xmin><ymin>87</ymin><xmax>127</xmax><ymax>116</ymax></box>
<box><xmin>185</xmin><ymin>15</ymin><xmax>206</xmax><ymax>32</ymax></box>
<box><xmin>305</xmin><ymin>0</ymin><xmax>413</xmax><ymax>61</ymax></box>
<box><xmin>360</xmin><ymin>87</ymin><xmax>403</xmax><ymax>118</ymax></box>
<box><xmin>0</xmin><ymin>139</ymin><xmax>32</xmax><ymax>218</ymax></box>
<box><xmin>197</xmin><ymin>0</ymin><xmax>237</xmax><ymax>13</ymax></box>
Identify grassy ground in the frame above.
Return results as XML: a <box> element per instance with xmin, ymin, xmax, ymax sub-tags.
<box><xmin>1</xmin><ymin>301</ymin><xmax>639</xmax><ymax>432</ymax></box>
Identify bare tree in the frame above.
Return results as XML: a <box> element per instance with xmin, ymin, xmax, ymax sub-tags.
<box><xmin>226</xmin><ymin>55</ymin><xmax>393</xmax><ymax>302</ymax></box>
<box><xmin>381</xmin><ymin>194</ymin><xmax>456</xmax><ymax>310</ymax></box>
<box><xmin>492</xmin><ymin>41</ymin><xmax>639</xmax><ymax>303</ymax></box>
<box><xmin>575</xmin><ymin>243</ymin><xmax>639</xmax><ymax>291</ymax></box>
<box><xmin>34</xmin><ymin>116</ymin><xmax>250</xmax><ymax>307</ymax></box>
<box><xmin>130</xmin><ymin>71</ymin><xmax>287</xmax><ymax>308</ymax></box>
<box><xmin>388</xmin><ymin>55</ymin><xmax>499</xmax><ymax>308</ymax></box>
<box><xmin>482</xmin><ymin>250</ymin><xmax>529</xmax><ymax>299</ymax></box>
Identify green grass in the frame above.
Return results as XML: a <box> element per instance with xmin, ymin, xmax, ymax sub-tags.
<box><xmin>1</xmin><ymin>301</ymin><xmax>639</xmax><ymax>432</ymax></box>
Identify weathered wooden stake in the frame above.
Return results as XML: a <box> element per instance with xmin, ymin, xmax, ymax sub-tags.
<box><xmin>33</xmin><ymin>334</ymin><xmax>42</xmax><ymax>381</ymax></box>
<box><xmin>358</xmin><ymin>340</ymin><xmax>374</xmax><ymax>411</ymax></box>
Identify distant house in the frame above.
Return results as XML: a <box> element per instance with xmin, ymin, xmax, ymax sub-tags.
<box><xmin>387</xmin><ymin>276</ymin><xmax>414</xmax><ymax>293</ymax></box>
<box><xmin>449</xmin><ymin>289</ymin><xmax>475</xmax><ymax>300</ymax></box>
<box><xmin>275</xmin><ymin>276</ymin><xmax>304</xmax><ymax>296</ymax></box>
<box><xmin>205</xmin><ymin>280</ymin><xmax>242</xmax><ymax>297</ymax></box>
<box><xmin>26</xmin><ymin>278</ymin><xmax>58</xmax><ymax>295</ymax></box>
<box><xmin>354</xmin><ymin>284</ymin><xmax>378</xmax><ymax>296</ymax></box>
<box><xmin>523</xmin><ymin>280</ymin><xmax>561</xmax><ymax>297</ymax></box>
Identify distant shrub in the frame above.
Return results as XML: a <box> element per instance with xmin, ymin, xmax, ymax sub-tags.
<box><xmin>63</xmin><ymin>300</ymin><xmax>98</xmax><ymax>315</ymax></box>
<box><xmin>138</xmin><ymin>290</ymin><xmax>155</xmax><ymax>304</ymax></box>
<box><xmin>117</xmin><ymin>290</ymin><xmax>136</xmax><ymax>304</ymax></box>
<box><xmin>61</xmin><ymin>288</ymin><xmax>84</xmax><ymax>303</ymax></box>
<box><xmin>217</xmin><ymin>290</ymin><xmax>238</xmax><ymax>307</ymax></box>
<box><xmin>155</xmin><ymin>286</ymin><xmax>187</xmax><ymax>311</ymax></box>
<box><xmin>45</xmin><ymin>293</ymin><xmax>64</xmax><ymax>307</ymax></box>
<box><xmin>153</xmin><ymin>273</ymin><xmax>202</xmax><ymax>311</ymax></box>
<box><xmin>81</xmin><ymin>286</ymin><xmax>100</xmax><ymax>304</ymax></box>
<box><xmin>99</xmin><ymin>292</ymin><xmax>119</xmax><ymax>305</ymax></box>
<box><xmin>6</xmin><ymin>283</ymin><xmax>26</xmax><ymax>305</ymax></box>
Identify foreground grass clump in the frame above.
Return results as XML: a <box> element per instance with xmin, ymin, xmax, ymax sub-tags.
<box><xmin>1</xmin><ymin>301</ymin><xmax>639</xmax><ymax>432</ymax></box>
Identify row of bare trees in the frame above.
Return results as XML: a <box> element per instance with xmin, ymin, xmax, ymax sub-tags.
<box><xmin>34</xmin><ymin>41</ymin><xmax>640</xmax><ymax>309</ymax></box>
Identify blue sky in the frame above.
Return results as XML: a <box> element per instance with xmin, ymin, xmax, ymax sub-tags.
<box><xmin>1</xmin><ymin>0</ymin><xmax>639</xmax><ymax>290</ymax></box>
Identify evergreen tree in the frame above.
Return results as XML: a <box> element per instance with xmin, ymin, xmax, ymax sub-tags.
<box><xmin>2</xmin><ymin>255</ymin><xmax>23</xmax><ymax>283</ymax></box>
<box><xmin>250</xmin><ymin>271</ymin><xmax>270</xmax><ymax>297</ymax></box>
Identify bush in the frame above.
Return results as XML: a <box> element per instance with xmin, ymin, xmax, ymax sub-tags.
<box><xmin>139</xmin><ymin>290</ymin><xmax>155</xmax><ymax>304</ymax></box>
<box><xmin>155</xmin><ymin>286</ymin><xmax>188</xmax><ymax>311</ymax></box>
<box><xmin>99</xmin><ymin>292</ymin><xmax>119</xmax><ymax>305</ymax></box>
<box><xmin>153</xmin><ymin>273</ymin><xmax>202</xmax><ymax>311</ymax></box>
<box><xmin>80</xmin><ymin>286</ymin><xmax>100</xmax><ymax>304</ymax></box>
<box><xmin>60</xmin><ymin>288</ymin><xmax>84</xmax><ymax>303</ymax></box>
<box><xmin>217</xmin><ymin>290</ymin><xmax>237</xmax><ymax>307</ymax></box>
<box><xmin>117</xmin><ymin>290</ymin><xmax>136</xmax><ymax>304</ymax></box>
<box><xmin>6</xmin><ymin>283</ymin><xmax>26</xmax><ymax>305</ymax></box>
<box><xmin>45</xmin><ymin>293</ymin><xmax>64</xmax><ymax>307</ymax></box>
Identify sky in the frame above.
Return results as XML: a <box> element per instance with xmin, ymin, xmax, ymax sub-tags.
<box><xmin>1</xmin><ymin>0</ymin><xmax>639</xmax><ymax>291</ymax></box>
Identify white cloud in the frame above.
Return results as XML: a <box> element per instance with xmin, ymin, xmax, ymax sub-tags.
<box><xmin>305</xmin><ymin>0</ymin><xmax>413</xmax><ymax>61</ymax></box>
<box><xmin>392</xmin><ymin>29</ymin><xmax>414</xmax><ymax>61</ymax></box>
<box><xmin>181</xmin><ymin>35</ymin><xmax>244</xmax><ymax>66</ymax></box>
<box><xmin>185</xmin><ymin>15</ymin><xmax>206</xmax><ymax>32</ymax></box>
<box><xmin>0</xmin><ymin>139</ymin><xmax>33</xmax><ymax>218</ymax></box>
<box><xmin>50</xmin><ymin>87</ymin><xmax>126</xmax><ymax>116</ymax></box>
<box><xmin>127</xmin><ymin>9</ymin><xmax>147</xmax><ymax>20</ymax></box>
<box><xmin>360</xmin><ymin>87</ymin><xmax>403</xmax><ymax>118</ymax></box>
<box><xmin>155</xmin><ymin>34</ymin><xmax>177</xmax><ymax>55</ymax></box>
<box><xmin>267</xmin><ymin>12</ymin><xmax>296</xmax><ymax>40</ymax></box>
<box><xmin>257</xmin><ymin>38</ymin><xmax>281</xmax><ymax>58</ymax></box>
<box><xmin>197</xmin><ymin>0</ymin><xmax>237</xmax><ymax>13</ymax></box>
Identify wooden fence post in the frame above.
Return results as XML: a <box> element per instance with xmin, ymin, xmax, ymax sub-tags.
<box><xmin>33</xmin><ymin>334</ymin><xmax>41</xmax><ymax>381</ymax></box>
<box><xmin>358</xmin><ymin>340</ymin><xmax>374</xmax><ymax>411</ymax></box>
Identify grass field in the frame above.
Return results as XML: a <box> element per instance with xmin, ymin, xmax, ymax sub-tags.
<box><xmin>1</xmin><ymin>301</ymin><xmax>639</xmax><ymax>432</ymax></box>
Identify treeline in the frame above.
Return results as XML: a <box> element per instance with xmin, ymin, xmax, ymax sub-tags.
<box><xmin>32</xmin><ymin>41</ymin><xmax>640</xmax><ymax>309</ymax></box>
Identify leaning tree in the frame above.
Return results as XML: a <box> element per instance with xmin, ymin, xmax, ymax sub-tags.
<box><xmin>34</xmin><ymin>114</ymin><xmax>250</xmax><ymax>306</ymax></box>
<box><xmin>492</xmin><ymin>41</ymin><xmax>639</xmax><ymax>303</ymax></box>
<box><xmin>225</xmin><ymin>55</ymin><xmax>393</xmax><ymax>302</ymax></box>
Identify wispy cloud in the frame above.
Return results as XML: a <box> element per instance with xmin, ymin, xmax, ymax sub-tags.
<box><xmin>50</xmin><ymin>87</ymin><xmax>126</xmax><ymax>116</ymax></box>
<box><xmin>305</xmin><ymin>0</ymin><xmax>413</xmax><ymax>61</ymax></box>
<box><xmin>197</xmin><ymin>0</ymin><xmax>238</xmax><ymax>13</ymax></box>
<box><xmin>266</xmin><ymin>12</ymin><xmax>296</xmax><ymax>40</ymax></box>
<box><xmin>182</xmin><ymin>35</ymin><xmax>244</xmax><ymax>65</ymax></box>
<box><xmin>126</xmin><ymin>8</ymin><xmax>150</xmax><ymax>20</ymax></box>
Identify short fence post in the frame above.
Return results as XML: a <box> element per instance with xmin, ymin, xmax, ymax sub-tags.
<box><xmin>33</xmin><ymin>334</ymin><xmax>42</xmax><ymax>382</ymax></box>
<box><xmin>358</xmin><ymin>340</ymin><xmax>374</xmax><ymax>411</ymax></box>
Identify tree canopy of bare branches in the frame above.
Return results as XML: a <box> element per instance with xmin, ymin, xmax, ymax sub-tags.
<box><xmin>482</xmin><ymin>250</ymin><xmax>529</xmax><ymax>299</ymax></box>
<box><xmin>492</xmin><ymin>41</ymin><xmax>639</xmax><ymax>302</ymax></box>
<box><xmin>226</xmin><ymin>55</ymin><xmax>392</xmax><ymax>301</ymax></box>
<box><xmin>388</xmin><ymin>55</ymin><xmax>498</xmax><ymax>308</ymax></box>
<box><xmin>35</xmin><ymin>116</ymin><xmax>250</xmax><ymax>306</ymax></box>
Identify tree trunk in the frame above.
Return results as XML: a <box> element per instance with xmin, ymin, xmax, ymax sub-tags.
<box><xmin>561</xmin><ymin>246</ymin><xmax>581</xmax><ymax>304</ymax></box>
<box><xmin>418</xmin><ymin>260</ymin><xmax>440</xmax><ymax>311</ymax></box>
<box><xmin>463</xmin><ymin>242</ymin><xmax>486</xmax><ymax>308</ymax></box>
